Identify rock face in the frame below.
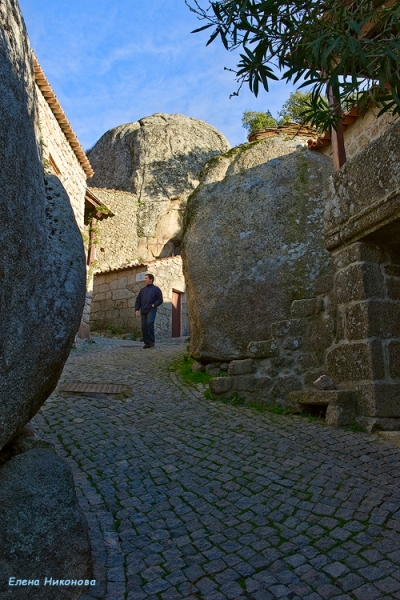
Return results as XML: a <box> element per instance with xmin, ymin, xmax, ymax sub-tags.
<box><xmin>88</xmin><ymin>113</ymin><xmax>230</xmax><ymax>259</ymax></box>
<box><xmin>0</xmin><ymin>0</ymin><xmax>86</xmax><ymax>449</ymax></box>
<box><xmin>0</xmin><ymin>448</ymin><xmax>91</xmax><ymax>599</ymax></box>
<box><xmin>182</xmin><ymin>138</ymin><xmax>333</xmax><ymax>361</ymax></box>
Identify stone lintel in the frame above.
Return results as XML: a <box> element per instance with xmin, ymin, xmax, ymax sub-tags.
<box><xmin>288</xmin><ymin>390</ymin><xmax>355</xmax><ymax>406</ymax></box>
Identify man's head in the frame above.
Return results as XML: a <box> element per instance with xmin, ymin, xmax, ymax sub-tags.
<box><xmin>144</xmin><ymin>273</ymin><xmax>154</xmax><ymax>285</ymax></box>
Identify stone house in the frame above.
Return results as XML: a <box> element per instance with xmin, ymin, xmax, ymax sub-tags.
<box><xmin>206</xmin><ymin>118</ymin><xmax>400</xmax><ymax>432</ymax></box>
<box><xmin>33</xmin><ymin>53</ymin><xmax>94</xmax><ymax>229</ymax></box>
<box><xmin>33</xmin><ymin>53</ymin><xmax>114</xmax><ymax>322</ymax></box>
<box><xmin>89</xmin><ymin>255</ymin><xmax>188</xmax><ymax>340</ymax></box>
<box><xmin>308</xmin><ymin>105</ymin><xmax>397</xmax><ymax>161</ymax></box>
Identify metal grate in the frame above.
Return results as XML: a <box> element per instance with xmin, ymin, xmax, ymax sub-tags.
<box><xmin>60</xmin><ymin>383</ymin><xmax>121</xmax><ymax>394</ymax></box>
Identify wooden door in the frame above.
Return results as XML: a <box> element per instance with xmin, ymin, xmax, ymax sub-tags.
<box><xmin>172</xmin><ymin>290</ymin><xmax>181</xmax><ymax>337</ymax></box>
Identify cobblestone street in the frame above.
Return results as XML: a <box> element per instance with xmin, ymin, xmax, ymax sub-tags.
<box><xmin>33</xmin><ymin>338</ymin><xmax>400</xmax><ymax>600</ymax></box>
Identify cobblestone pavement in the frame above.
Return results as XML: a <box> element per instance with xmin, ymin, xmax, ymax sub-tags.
<box><xmin>33</xmin><ymin>337</ymin><xmax>400</xmax><ymax>600</ymax></box>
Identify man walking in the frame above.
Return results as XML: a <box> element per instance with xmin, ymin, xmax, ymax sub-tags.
<box><xmin>135</xmin><ymin>273</ymin><xmax>163</xmax><ymax>348</ymax></box>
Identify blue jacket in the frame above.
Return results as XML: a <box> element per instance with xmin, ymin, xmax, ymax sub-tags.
<box><xmin>135</xmin><ymin>283</ymin><xmax>163</xmax><ymax>314</ymax></box>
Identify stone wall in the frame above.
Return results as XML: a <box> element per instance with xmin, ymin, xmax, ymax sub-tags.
<box><xmin>321</xmin><ymin>108</ymin><xmax>397</xmax><ymax>162</ymax></box>
<box><xmin>209</xmin><ymin>273</ymin><xmax>335</xmax><ymax>406</ymax></box>
<box><xmin>86</xmin><ymin>187</ymin><xmax>138</xmax><ymax>270</ymax></box>
<box><xmin>37</xmin><ymin>86</ymin><xmax>87</xmax><ymax>229</ymax></box>
<box><xmin>90</xmin><ymin>256</ymin><xmax>187</xmax><ymax>339</ymax></box>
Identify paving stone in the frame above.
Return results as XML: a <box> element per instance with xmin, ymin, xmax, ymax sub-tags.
<box><xmin>31</xmin><ymin>338</ymin><xmax>400</xmax><ymax>599</ymax></box>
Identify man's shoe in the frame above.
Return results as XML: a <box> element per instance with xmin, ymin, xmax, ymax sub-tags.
<box><xmin>143</xmin><ymin>343</ymin><xmax>151</xmax><ymax>348</ymax></box>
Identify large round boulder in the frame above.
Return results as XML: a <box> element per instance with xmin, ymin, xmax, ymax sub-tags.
<box><xmin>0</xmin><ymin>0</ymin><xmax>86</xmax><ymax>449</ymax></box>
<box><xmin>88</xmin><ymin>113</ymin><xmax>230</xmax><ymax>259</ymax></box>
<box><xmin>182</xmin><ymin>137</ymin><xmax>333</xmax><ymax>361</ymax></box>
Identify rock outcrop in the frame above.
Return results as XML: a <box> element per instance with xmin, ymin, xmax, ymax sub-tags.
<box><xmin>0</xmin><ymin>0</ymin><xmax>86</xmax><ymax>450</ymax></box>
<box><xmin>0</xmin><ymin>1</ymin><xmax>90</xmax><ymax>591</ymax></box>
<box><xmin>88</xmin><ymin>113</ymin><xmax>230</xmax><ymax>261</ymax></box>
<box><xmin>182</xmin><ymin>137</ymin><xmax>333</xmax><ymax>361</ymax></box>
<box><xmin>0</xmin><ymin>448</ymin><xmax>91</xmax><ymax>599</ymax></box>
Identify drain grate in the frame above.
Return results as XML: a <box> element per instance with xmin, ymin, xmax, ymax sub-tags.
<box><xmin>60</xmin><ymin>383</ymin><xmax>121</xmax><ymax>394</ymax></box>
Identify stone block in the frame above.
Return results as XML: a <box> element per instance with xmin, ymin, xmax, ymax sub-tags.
<box><xmin>77</xmin><ymin>322</ymin><xmax>90</xmax><ymax>340</ymax></box>
<box><xmin>303</xmin><ymin>369</ymin><xmax>324</xmax><ymax>386</ymax></box>
<box><xmin>228</xmin><ymin>359</ymin><xmax>256</xmax><ymax>376</ymax></box>
<box><xmin>326</xmin><ymin>403</ymin><xmax>356</xmax><ymax>427</ymax></box>
<box><xmin>99</xmin><ymin>299</ymin><xmax>115</xmax><ymax>312</ymax></box>
<box><xmin>335</xmin><ymin>263</ymin><xmax>384</xmax><ymax>304</ymax></box>
<box><xmin>304</xmin><ymin>315</ymin><xmax>335</xmax><ymax>355</ymax></box>
<box><xmin>273</xmin><ymin>355</ymin><xmax>295</xmax><ymax>370</ymax></box>
<box><xmin>233</xmin><ymin>375</ymin><xmax>256</xmax><ymax>392</ymax></box>
<box><xmin>289</xmin><ymin>390</ymin><xmax>354</xmax><ymax>406</ymax></box>
<box><xmin>386</xmin><ymin>277</ymin><xmax>400</xmax><ymax>301</ymax></box>
<box><xmin>313</xmin><ymin>274</ymin><xmax>334</xmax><ymax>295</ymax></box>
<box><xmin>356</xmin><ymin>382</ymin><xmax>400</xmax><ymax>417</ymax></box>
<box><xmin>332</xmin><ymin>243</ymin><xmax>387</xmax><ymax>271</ymax></box>
<box><xmin>346</xmin><ymin>301</ymin><xmax>400</xmax><ymax>340</ymax></box>
<box><xmin>271</xmin><ymin>319</ymin><xmax>305</xmax><ymax>338</ymax></box>
<box><xmin>115</xmin><ymin>300</ymin><xmax>128</xmax><ymax>310</ymax></box>
<box><xmin>209</xmin><ymin>377</ymin><xmax>233</xmax><ymax>395</ymax></box>
<box><xmin>205</xmin><ymin>364</ymin><xmax>221</xmax><ymax>376</ymax></box>
<box><xmin>326</xmin><ymin>340</ymin><xmax>384</xmax><ymax>382</ymax></box>
<box><xmin>270</xmin><ymin>375</ymin><xmax>302</xmax><ymax>400</ymax></box>
<box><xmin>112</xmin><ymin>288</ymin><xmax>131</xmax><ymax>300</ymax></box>
<box><xmin>384</xmin><ymin>265</ymin><xmax>400</xmax><ymax>277</ymax></box>
<box><xmin>192</xmin><ymin>361</ymin><xmax>205</xmax><ymax>373</ymax></box>
<box><xmin>258</xmin><ymin>359</ymin><xmax>276</xmax><ymax>377</ymax></box>
<box><xmin>296</xmin><ymin>353</ymin><xmax>316</xmax><ymax>370</ymax></box>
<box><xmin>388</xmin><ymin>341</ymin><xmax>400</xmax><ymax>379</ymax></box>
<box><xmin>291</xmin><ymin>298</ymin><xmax>324</xmax><ymax>318</ymax></box>
<box><xmin>335</xmin><ymin>308</ymin><xmax>346</xmax><ymax>343</ymax></box>
<box><xmin>283</xmin><ymin>337</ymin><xmax>303</xmax><ymax>351</ymax></box>
<box><xmin>254</xmin><ymin>376</ymin><xmax>273</xmax><ymax>392</ymax></box>
<box><xmin>247</xmin><ymin>339</ymin><xmax>278</xmax><ymax>358</ymax></box>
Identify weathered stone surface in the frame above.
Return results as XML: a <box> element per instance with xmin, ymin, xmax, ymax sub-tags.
<box><xmin>326</xmin><ymin>340</ymin><xmax>384</xmax><ymax>382</ymax></box>
<box><xmin>0</xmin><ymin>448</ymin><xmax>91</xmax><ymax>599</ymax></box>
<box><xmin>332</xmin><ymin>242</ymin><xmax>387</xmax><ymax>271</ymax></box>
<box><xmin>356</xmin><ymin>382</ymin><xmax>400</xmax><ymax>418</ymax></box>
<box><xmin>313</xmin><ymin>375</ymin><xmax>337</xmax><ymax>390</ymax></box>
<box><xmin>209</xmin><ymin>376</ymin><xmax>233</xmax><ymax>395</ymax></box>
<box><xmin>191</xmin><ymin>361</ymin><xmax>205</xmax><ymax>373</ymax></box>
<box><xmin>227</xmin><ymin>359</ymin><xmax>256</xmax><ymax>376</ymax></box>
<box><xmin>335</xmin><ymin>262</ymin><xmax>385</xmax><ymax>304</ymax></box>
<box><xmin>88</xmin><ymin>114</ymin><xmax>230</xmax><ymax>261</ymax></box>
<box><xmin>0</xmin><ymin>1</ymin><xmax>86</xmax><ymax>449</ymax></box>
<box><xmin>388</xmin><ymin>341</ymin><xmax>400</xmax><ymax>379</ymax></box>
<box><xmin>325</xmin><ymin>119</ymin><xmax>400</xmax><ymax>251</ymax></box>
<box><xmin>291</xmin><ymin>298</ymin><xmax>324</xmax><ymax>318</ymax></box>
<box><xmin>247</xmin><ymin>339</ymin><xmax>278</xmax><ymax>359</ymax></box>
<box><xmin>346</xmin><ymin>300</ymin><xmax>400</xmax><ymax>340</ymax></box>
<box><xmin>183</xmin><ymin>138</ymin><xmax>333</xmax><ymax>361</ymax></box>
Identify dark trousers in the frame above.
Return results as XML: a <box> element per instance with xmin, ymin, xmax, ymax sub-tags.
<box><xmin>141</xmin><ymin>309</ymin><xmax>156</xmax><ymax>345</ymax></box>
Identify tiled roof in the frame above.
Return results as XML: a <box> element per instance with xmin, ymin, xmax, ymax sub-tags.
<box><xmin>307</xmin><ymin>106</ymin><xmax>361</xmax><ymax>150</ymax></box>
<box><xmin>96</xmin><ymin>255</ymin><xmax>182</xmax><ymax>275</ymax></box>
<box><xmin>248</xmin><ymin>122</ymin><xmax>317</xmax><ymax>142</ymax></box>
<box><xmin>32</xmin><ymin>52</ymin><xmax>94</xmax><ymax>178</ymax></box>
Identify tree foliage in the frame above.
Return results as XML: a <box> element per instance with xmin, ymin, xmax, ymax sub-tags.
<box><xmin>186</xmin><ymin>0</ymin><xmax>400</xmax><ymax>131</ymax></box>
<box><xmin>278</xmin><ymin>91</ymin><xmax>315</xmax><ymax>124</ymax></box>
<box><xmin>242</xmin><ymin>109</ymin><xmax>277</xmax><ymax>133</ymax></box>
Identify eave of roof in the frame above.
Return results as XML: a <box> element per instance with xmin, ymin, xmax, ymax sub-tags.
<box><xmin>96</xmin><ymin>255</ymin><xmax>182</xmax><ymax>276</ymax></box>
<box><xmin>32</xmin><ymin>52</ymin><xmax>94</xmax><ymax>178</ymax></box>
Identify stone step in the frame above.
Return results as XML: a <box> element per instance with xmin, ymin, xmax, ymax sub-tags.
<box><xmin>288</xmin><ymin>390</ymin><xmax>354</xmax><ymax>406</ymax></box>
<box><xmin>288</xmin><ymin>390</ymin><xmax>357</xmax><ymax>427</ymax></box>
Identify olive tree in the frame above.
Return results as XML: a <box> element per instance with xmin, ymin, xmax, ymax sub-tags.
<box><xmin>186</xmin><ymin>0</ymin><xmax>400</xmax><ymax>132</ymax></box>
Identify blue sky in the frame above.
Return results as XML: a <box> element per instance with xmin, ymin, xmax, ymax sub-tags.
<box><xmin>19</xmin><ymin>0</ymin><xmax>297</xmax><ymax>151</ymax></box>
